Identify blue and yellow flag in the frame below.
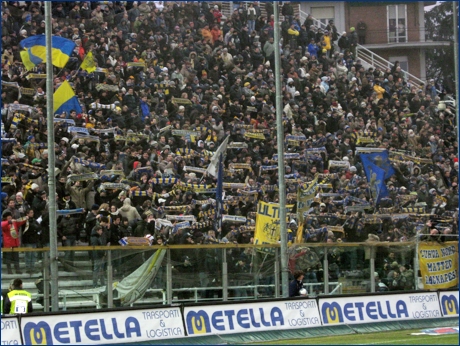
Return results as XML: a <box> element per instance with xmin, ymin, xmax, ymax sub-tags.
<box><xmin>19</xmin><ymin>35</ymin><xmax>75</xmax><ymax>70</ymax></box>
<box><xmin>53</xmin><ymin>80</ymin><xmax>82</xmax><ymax>116</ymax></box>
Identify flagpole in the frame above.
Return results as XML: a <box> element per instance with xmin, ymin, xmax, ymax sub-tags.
<box><xmin>274</xmin><ymin>2</ymin><xmax>289</xmax><ymax>298</ymax></box>
<box><xmin>45</xmin><ymin>1</ymin><xmax>59</xmax><ymax>312</ymax></box>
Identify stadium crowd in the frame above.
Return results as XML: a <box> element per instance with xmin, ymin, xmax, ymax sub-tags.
<box><xmin>1</xmin><ymin>2</ymin><xmax>458</xmax><ymax>286</ymax></box>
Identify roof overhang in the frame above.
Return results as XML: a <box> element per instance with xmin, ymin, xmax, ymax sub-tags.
<box><xmin>361</xmin><ymin>41</ymin><xmax>451</xmax><ymax>50</ymax></box>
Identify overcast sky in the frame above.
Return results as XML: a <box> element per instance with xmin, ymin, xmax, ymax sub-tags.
<box><xmin>425</xmin><ymin>1</ymin><xmax>442</xmax><ymax>12</ymax></box>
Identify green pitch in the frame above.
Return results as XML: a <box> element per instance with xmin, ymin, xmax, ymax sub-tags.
<box><xmin>258</xmin><ymin>329</ymin><xmax>459</xmax><ymax>345</ymax></box>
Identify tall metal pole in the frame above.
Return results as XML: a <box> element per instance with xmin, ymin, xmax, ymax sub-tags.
<box><xmin>274</xmin><ymin>2</ymin><xmax>289</xmax><ymax>298</ymax></box>
<box><xmin>45</xmin><ymin>2</ymin><xmax>59</xmax><ymax>311</ymax></box>
<box><xmin>453</xmin><ymin>3</ymin><xmax>460</xmax><ymax>239</ymax></box>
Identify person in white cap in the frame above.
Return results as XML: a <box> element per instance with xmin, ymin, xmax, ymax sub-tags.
<box><xmin>26</xmin><ymin>183</ymin><xmax>40</xmax><ymax>206</ymax></box>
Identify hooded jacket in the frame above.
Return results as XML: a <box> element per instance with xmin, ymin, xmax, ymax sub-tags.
<box><xmin>118</xmin><ymin>198</ymin><xmax>141</xmax><ymax>221</ymax></box>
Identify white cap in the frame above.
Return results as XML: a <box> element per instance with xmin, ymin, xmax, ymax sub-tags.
<box><xmin>342</xmin><ymin>156</ymin><xmax>349</xmax><ymax>161</ymax></box>
<box><xmin>350</xmin><ymin>166</ymin><xmax>357</xmax><ymax>172</ymax></box>
<box><xmin>31</xmin><ymin>183</ymin><xmax>39</xmax><ymax>190</ymax></box>
<box><xmin>61</xmin><ymin>137</ymin><xmax>69</xmax><ymax>143</ymax></box>
<box><xmin>71</xmin><ymin>144</ymin><xmax>79</xmax><ymax>149</ymax></box>
<box><xmin>158</xmin><ymin>198</ymin><xmax>166</xmax><ymax>204</ymax></box>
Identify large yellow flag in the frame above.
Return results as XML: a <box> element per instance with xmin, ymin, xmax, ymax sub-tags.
<box><xmin>80</xmin><ymin>51</ymin><xmax>96</xmax><ymax>73</ymax></box>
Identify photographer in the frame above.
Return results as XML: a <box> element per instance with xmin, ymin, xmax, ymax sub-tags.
<box><xmin>289</xmin><ymin>270</ymin><xmax>308</xmax><ymax>297</ymax></box>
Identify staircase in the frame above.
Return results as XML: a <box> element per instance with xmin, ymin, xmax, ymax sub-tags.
<box><xmin>297</xmin><ymin>9</ymin><xmax>456</xmax><ymax>108</ymax></box>
<box><xmin>1</xmin><ymin>249</ymin><xmax>97</xmax><ymax>311</ymax></box>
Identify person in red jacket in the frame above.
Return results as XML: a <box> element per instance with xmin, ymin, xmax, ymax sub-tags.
<box><xmin>1</xmin><ymin>210</ymin><xmax>28</xmax><ymax>274</ymax></box>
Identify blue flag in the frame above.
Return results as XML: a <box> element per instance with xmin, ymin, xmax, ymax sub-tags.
<box><xmin>361</xmin><ymin>154</ymin><xmax>390</xmax><ymax>205</ymax></box>
<box><xmin>215</xmin><ymin>153</ymin><xmax>224</xmax><ymax>234</ymax></box>
<box><xmin>360</xmin><ymin>151</ymin><xmax>395</xmax><ymax>180</ymax></box>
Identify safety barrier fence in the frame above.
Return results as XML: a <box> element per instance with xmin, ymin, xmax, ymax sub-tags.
<box><xmin>1</xmin><ymin>289</ymin><xmax>458</xmax><ymax>345</ymax></box>
<box><xmin>1</xmin><ymin>240</ymin><xmax>458</xmax><ymax>312</ymax></box>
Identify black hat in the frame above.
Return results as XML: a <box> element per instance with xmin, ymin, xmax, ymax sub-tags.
<box><xmin>91</xmin><ymin>204</ymin><xmax>100</xmax><ymax>211</ymax></box>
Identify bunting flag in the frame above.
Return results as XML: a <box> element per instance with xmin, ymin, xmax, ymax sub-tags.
<box><xmin>80</xmin><ymin>51</ymin><xmax>96</xmax><ymax>73</ymax></box>
<box><xmin>53</xmin><ymin>80</ymin><xmax>82</xmax><ymax>116</ymax></box>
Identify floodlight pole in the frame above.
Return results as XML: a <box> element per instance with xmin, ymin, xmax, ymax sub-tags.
<box><xmin>274</xmin><ymin>2</ymin><xmax>289</xmax><ymax>298</ymax></box>
<box><xmin>45</xmin><ymin>1</ymin><xmax>59</xmax><ymax>312</ymax></box>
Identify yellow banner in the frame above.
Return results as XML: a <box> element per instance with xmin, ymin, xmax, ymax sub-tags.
<box><xmin>419</xmin><ymin>241</ymin><xmax>458</xmax><ymax>289</ymax></box>
<box><xmin>254</xmin><ymin>201</ymin><xmax>294</xmax><ymax>253</ymax></box>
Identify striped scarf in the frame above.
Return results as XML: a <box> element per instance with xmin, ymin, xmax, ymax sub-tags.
<box><xmin>151</xmin><ymin>177</ymin><xmax>179</xmax><ymax>185</ymax></box>
<box><xmin>223</xmin><ymin>183</ymin><xmax>246</xmax><ymax>189</ymax></box>
<box><xmin>67</xmin><ymin>173</ymin><xmax>98</xmax><ymax>182</ymax></box>
<box><xmin>57</xmin><ymin>208</ymin><xmax>85</xmax><ymax>215</ymax></box>
<box><xmin>68</xmin><ymin>126</ymin><xmax>89</xmax><ymax>135</ymax></box>
<box><xmin>74</xmin><ymin>158</ymin><xmax>106</xmax><ymax>170</ymax></box>
<box><xmin>273</xmin><ymin>153</ymin><xmax>300</xmax><ymax>160</ymax></box>
<box><xmin>229</xmin><ymin>163</ymin><xmax>252</xmax><ymax>170</ymax></box>
<box><xmin>222</xmin><ymin>215</ymin><xmax>247</xmax><ymax>223</ymax></box>
<box><xmin>101</xmin><ymin>183</ymin><xmax>130</xmax><ymax>190</ymax></box>
<box><xmin>172</xmin><ymin>221</ymin><xmax>191</xmax><ymax>233</ymax></box>
<box><xmin>227</xmin><ymin>142</ymin><xmax>248</xmax><ymax>149</ymax></box>
<box><xmin>69</xmin><ymin>134</ymin><xmax>100</xmax><ymax>150</ymax></box>
<box><xmin>183</xmin><ymin>166</ymin><xmax>207</xmax><ymax>174</ymax></box>
<box><xmin>163</xmin><ymin>205</ymin><xmax>188</xmax><ymax>211</ymax></box>
<box><xmin>53</xmin><ymin>118</ymin><xmax>75</xmax><ymax>125</ymax></box>
<box><xmin>191</xmin><ymin>220</ymin><xmax>213</xmax><ymax>230</ymax></box>
<box><xmin>165</xmin><ymin>214</ymin><xmax>196</xmax><ymax>222</ymax></box>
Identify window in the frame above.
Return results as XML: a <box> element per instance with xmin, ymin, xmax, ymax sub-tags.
<box><xmin>311</xmin><ymin>7</ymin><xmax>335</xmax><ymax>27</ymax></box>
<box><xmin>387</xmin><ymin>4</ymin><xmax>407</xmax><ymax>43</ymax></box>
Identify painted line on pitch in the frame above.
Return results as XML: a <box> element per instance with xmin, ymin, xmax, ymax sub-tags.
<box><xmin>357</xmin><ymin>336</ymin><xmax>434</xmax><ymax>345</ymax></box>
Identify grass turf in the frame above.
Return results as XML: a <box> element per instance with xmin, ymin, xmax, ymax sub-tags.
<box><xmin>258</xmin><ymin>328</ymin><xmax>459</xmax><ymax>345</ymax></box>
